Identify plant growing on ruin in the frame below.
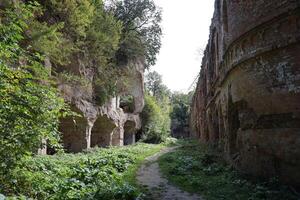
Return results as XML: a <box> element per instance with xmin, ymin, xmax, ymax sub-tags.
<box><xmin>120</xmin><ymin>95</ymin><xmax>135</xmax><ymax>113</ymax></box>
<box><xmin>158</xmin><ymin>140</ymin><xmax>299</xmax><ymax>200</ymax></box>
<box><xmin>109</xmin><ymin>0</ymin><xmax>162</xmax><ymax>68</ymax></box>
<box><xmin>0</xmin><ymin>2</ymin><xmax>67</xmax><ymax>191</ymax></box>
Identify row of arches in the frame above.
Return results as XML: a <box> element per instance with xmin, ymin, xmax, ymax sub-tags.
<box><xmin>59</xmin><ymin>110</ymin><xmax>137</xmax><ymax>153</ymax></box>
<box><xmin>193</xmin><ymin>84</ymin><xmax>241</xmax><ymax>159</ymax></box>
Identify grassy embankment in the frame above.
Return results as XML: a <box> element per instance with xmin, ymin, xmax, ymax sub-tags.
<box><xmin>3</xmin><ymin>142</ymin><xmax>170</xmax><ymax>200</ymax></box>
<box><xmin>158</xmin><ymin>139</ymin><xmax>299</xmax><ymax>200</ymax></box>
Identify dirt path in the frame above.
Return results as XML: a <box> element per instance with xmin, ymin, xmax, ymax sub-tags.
<box><xmin>137</xmin><ymin>146</ymin><xmax>202</xmax><ymax>200</ymax></box>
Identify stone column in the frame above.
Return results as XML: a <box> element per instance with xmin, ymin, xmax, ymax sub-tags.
<box><xmin>85</xmin><ymin>121</ymin><xmax>94</xmax><ymax>149</ymax></box>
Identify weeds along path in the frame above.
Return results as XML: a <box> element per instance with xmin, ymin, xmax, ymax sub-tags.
<box><xmin>137</xmin><ymin>146</ymin><xmax>202</xmax><ymax>200</ymax></box>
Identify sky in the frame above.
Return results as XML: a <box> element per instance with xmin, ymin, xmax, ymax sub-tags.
<box><xmin>151</xmin><ymin>0</ymin><xmax>215</xmax><ymax>92</ymax></box>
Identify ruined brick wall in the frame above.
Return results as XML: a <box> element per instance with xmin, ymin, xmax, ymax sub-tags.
<box><xmin>191</xmin><ymin>0</ymin><xmax>300</xmax><ymax>186</ymax></box>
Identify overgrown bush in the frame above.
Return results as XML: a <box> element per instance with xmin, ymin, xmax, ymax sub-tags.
<box><xmin>0</xmin><ymin>1</ymin><xmax>66</xmax><ymax>192</ymax></box>
<box><xmin>140</xmin><ymin>95</ymin><xmax>171</xmax><ymax>143</ymax></box>
<box><xmin>5</xmin><ymin>143</ymin><xmax>162</xmax><ymax>199</ymax></box>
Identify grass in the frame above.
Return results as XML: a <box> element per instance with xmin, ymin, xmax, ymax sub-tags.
<box><xmin>2</xmin><ymin>142</ymin><xmax>167</xmax><ymax>200</ymax></box>
<box><xmin>158</xmin><ymin>139</ymin><xmax>299</xmax><ymax>200</ymax></box>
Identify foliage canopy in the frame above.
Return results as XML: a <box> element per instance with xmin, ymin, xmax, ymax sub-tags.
<box><xmin>0</xmin><ymin>1</ymin><xmax>66</xmax><ymax>187</ymax></box>
<box><xmin>110</xmin><ymin>0</ymin><xmax>162</xmax><ymax>68</ymax></box>
<box><xmin>141</xmin><ymin>71</ymin><xmax>171</xmax><ymax>143</ymax></box>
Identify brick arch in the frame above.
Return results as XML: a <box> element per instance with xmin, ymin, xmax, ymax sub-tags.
<box><xmin>124</xmin><ymin>120</ymin><xmax>136</xmax><ymax>145</ymax></box>
<box><xmin>60</xmin><ymin>107</ymin><xmax>88</xmax><ymax>153</ymax></box>
<box><xmin>91</xmin><ymin>115</ymin><xmax>116</xmax><ymax>148</ymax></box>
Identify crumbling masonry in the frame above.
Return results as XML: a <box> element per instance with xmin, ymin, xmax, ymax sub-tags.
<box><xmin>190</xmin><ymin>0</ymin><xmax>300</xmax><ymax>186</ymax></box>
<box><xmin>57</xmin><ymin>59</ymin><xmax>145</xmax><ymax>153</ymax></box>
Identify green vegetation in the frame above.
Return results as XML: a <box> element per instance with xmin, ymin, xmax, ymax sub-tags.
<box><xmin>140</xmin><ymin>94</ymin><xmax>171</xmax><ymax>143</ymax></box>
<box><xmin>0</xmin><ymin>1</ymin><xmax>67</xmax><ymax>187</ymax></box>
<box><xmin>142</xmin><ymin>71</ymin><xmax>195</xmax><ymax>141</ymax></box>
<box><xmin>120</xmin><ymin>95</ymin><xmax>135</xmax><ymax>113</ymax></box>
<box><xmin>111</xmin><ymin>0</ymin><xmax>162</xmax><ymax>68</ymax></box>
<box><xmin>2</xmin><ymin>143</ymin><xmax>165</xmax><ymax>199</ymax></box>
<box><xmin>145</xmin><ymin>71</ymin><xmax>170</xmax><ymax>100</ymax></box>
<box><xmin>141</xmin><ymin>71</ymin><xmax>195</xmax><ymax>142</ymax></box>
<box><xmin>140</xmin><ymin>71</ymin><xmax>171</xmax><ymax>143</ymax></box>
<box><xmin>32</xmin><ymin>0</ymin><xmax>162</xmax><ymax>103</ymax></box>
<box><xmin>158</xmin><ymin>140</ymin><xmax>299</xmax><ymax>200</ymax></box>
<box><xmin>0</xmin><ymin>0</ymin><xmax>162</xmax><ymax>198</ymax></box>
<box><xmin>170</xmin><ymin>92</ymin><xmax>193</xmax><ymax>135</ymax></box>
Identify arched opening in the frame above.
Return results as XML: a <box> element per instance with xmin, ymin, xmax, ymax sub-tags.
<box><xmin>227</xmin><ymin>85</ymin><xmax>240</xmax><ymax>156</ymax></box>
<box><xmin>60</xmin><ymin>108</ymin><xmax>88</xmax><ymax>153</ymax></box>
<box><xmin>91</xmin><ymin>115</ymin><xmax>116</xmax><ymax>148</ymax></box>
<box><xmin>124</xmin><ymin>121</ymin><xmax>136</xmax><ymax>145</ymax></box>
<box><xmin>222</xmin><ymin>0</ymin><xmax>228</xmax><ymax>33</ymax></box>
<box><xmin>120</xmin><ymin>95</ymin><xmax>135</xmax><ymax>113</ymax></box>
<box><xmin>213</xmin><ymin>109</ymin><xmax>220</xmax><ymax>142</ymax></box>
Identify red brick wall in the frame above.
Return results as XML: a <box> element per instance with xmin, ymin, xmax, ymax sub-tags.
<box><xmin>191</xmin><ymin>0</ymin><xmax>300</xmax><ymax>186</ymax></box>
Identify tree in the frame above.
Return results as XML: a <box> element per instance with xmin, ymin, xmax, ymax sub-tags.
<box><xmin>30</xmin><ymin>0</ymin><xmax>125</xmax><ymax>105</ymax></box>
<box><xmin>145</xmin><ymin>71</ymin><xmax>171</xmax><ymax>99</ymax></box>
<box><xmin>140</xmin><ymin>94</ymin><xmax>171</xmax><ymax>143</ymax></box>
<box><xmin>35</xmin><ymin>0</ymin><xmax>122</xmax><ymax>67</ymax></box>
<box><xmin>171</xmin><ymin>92</ymin><xmax>191</xmax><ymax>127</ymax></box>
<box><xmin>109</xmin><ymin>0</ymin><xmax>162</xmax><ymax>68</ymax></box>
<box><xmin>169</xmin><ymin>91</ymin><xmax>194</xmax><ymax>138</ymax></box>
<box><xmin>141</xmin><ymin>71</ymin><xmax>171</xmax><ymax>143</ymax></box>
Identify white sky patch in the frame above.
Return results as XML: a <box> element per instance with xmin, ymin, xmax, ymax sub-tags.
<box><xmin>151</xmin><ymin>0</ymin><xmax>214</xmax><ymax>93</ymax></box>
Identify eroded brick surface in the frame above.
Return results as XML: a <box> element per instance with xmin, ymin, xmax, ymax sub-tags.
<box><xmin>190</xmin><ymin>0</ymin><xmax>300</xmax><ymax>186</ymax></box>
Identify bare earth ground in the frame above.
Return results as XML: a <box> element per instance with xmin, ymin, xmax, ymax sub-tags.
<box><xmin>137</xmin><ymin>147</ymin><xmax>202</xmax><ymax>200</ymax></box>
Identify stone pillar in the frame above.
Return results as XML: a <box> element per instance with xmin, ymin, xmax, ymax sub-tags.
<box><xmin>111</xmin><ymin>126</ymin><xmax>124</xmax><ymax>146</ymax></box>
<box><xmin>85</xmin><ymin>120</ymin><xmax>94</xmax><ymax>149</ymax></box>
<box><xmin>37</xmin><ymin>139</ymin><xmax>47</xmax><ymax>155</ymax></box>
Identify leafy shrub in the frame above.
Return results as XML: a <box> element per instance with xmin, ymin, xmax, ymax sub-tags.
<box><xmin>140</xmin><ymin>95</ymin><xmax>171</xmax><ymax>143</ymax></box>
<box><xmin>6</xmin><ymin>143</ymin><xmax>162</xmax><ymax>200</ymax></box>
<box><xmin>0</xmin><ymin>2</ymin><xmax>66</xmax><ymax>192</ymax></box>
